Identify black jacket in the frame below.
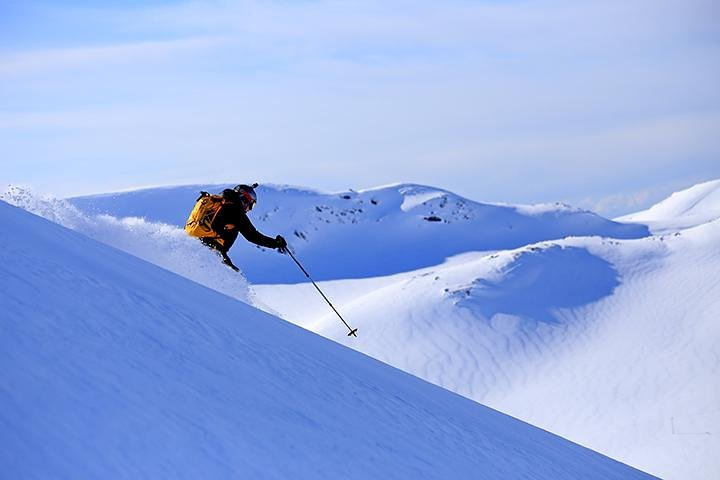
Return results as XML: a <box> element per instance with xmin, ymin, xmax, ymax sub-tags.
<box><xmin>209</xmin><ymin>189</ymin><xmax>277</xmax><ymax>252</ymax></box>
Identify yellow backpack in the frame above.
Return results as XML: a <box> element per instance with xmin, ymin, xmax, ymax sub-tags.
<box><xmin>184</xmin><ymin>192</ymin><xmax>226</xmax><ymax>239</ymax></box>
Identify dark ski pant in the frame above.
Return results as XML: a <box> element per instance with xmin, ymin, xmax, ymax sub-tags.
<box><xmin>200</xmin><ymin>237</ymin><xmax>239</xmax><ymax>271</ymax></box>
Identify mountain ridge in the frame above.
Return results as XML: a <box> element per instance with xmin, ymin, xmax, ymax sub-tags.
<box><xmin>68</xmin><ymin>182</ymin><xmax>649</xmax><ymax>283</ymax></box>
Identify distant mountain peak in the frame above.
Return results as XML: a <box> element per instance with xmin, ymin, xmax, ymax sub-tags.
<box><xmin>618</xmin><ymin>178</ymin><xmax>720</xmax><ymax>233</ymax></box>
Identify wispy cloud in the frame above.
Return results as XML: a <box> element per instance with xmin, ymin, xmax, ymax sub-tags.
<box><xmin>579</xmin><ymin>190</ymin><xmax>657</xmax><ymax>218</ymax></box>
<box><xmin>10</xmin><ymin>0</ymin><xmax>719</xmax><ymax>67</ymax></box>
<box><xmin>96</xmin><ymin>0</ymin><xmax>720</xmax><ymax>57</ymax></box>
<box><xmin>1</xmin><ymin>0</ymin><xmax>719</xmax><ymax>204</ymax></box>
<box><xmin>0</xmin><ymin>36</ymin><xmax>228</xmax><ymax>76</ymax></box>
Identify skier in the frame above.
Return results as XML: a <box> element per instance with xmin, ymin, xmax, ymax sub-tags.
<box><xmin>185</xmin><ymin>183</ymin><xmax>287</xmax><ymax>271</ymax></box>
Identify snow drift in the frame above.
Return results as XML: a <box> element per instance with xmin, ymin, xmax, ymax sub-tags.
<box><xmin>0</xmin><ymin>200</ymin><xmax>654</xmax><ymax>479</ymax></box>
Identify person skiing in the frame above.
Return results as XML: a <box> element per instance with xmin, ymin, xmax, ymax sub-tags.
<box><xmin>185</xmin><ymin>183</ymin><xmax>287</xmax><ymax>271</ymax></box>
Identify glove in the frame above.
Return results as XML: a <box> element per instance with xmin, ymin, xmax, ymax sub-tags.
<box><xmin>275</xmin><ymin>235</ymin><xmax>287</xmax><ymax>252</ymax></box>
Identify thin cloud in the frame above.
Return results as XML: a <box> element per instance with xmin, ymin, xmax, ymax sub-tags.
<box><xmin>0</xmin><ymin>36</ymin><xmax>229</xmax><ymax>76</ymax></box>
<box><xmin>580</xmin><ymin>190</ymin><xmax>656</xmax><ymax>217</ymax></box>
<box><xmin>1</xmin><ymin>0</ymin><xmax>719</xmax><ymax>205</ymax></box>
<box><xmin>63</xmin><ymin>0</ymin><xmax>720</xmax><ymax>54</ymax></box>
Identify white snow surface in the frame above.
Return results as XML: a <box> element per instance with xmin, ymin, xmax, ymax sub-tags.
<box><xmin>12</xmin><ymin>180</ymin><xmax>720</xmax><ymax>479</ymax></box>
<box><xmin>399</xmin><ymin>185</ymin><xmax>447</xmax><ymax>211</ymax></box>
<box><xmin>254</xmin><ymin>224</ymin><xmax>720</xmax><ymax>479</ymax></box>
<box><xmin>617</xmin><ymin>179</ymin><xmax>720</xmax><ymax>233</ymax></box>
<box><xmin>0</xmin><ymin>200</ymin><xmax>655</xmax><ymax>479</ymax></box>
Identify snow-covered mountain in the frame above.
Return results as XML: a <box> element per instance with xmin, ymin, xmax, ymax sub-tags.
<box><xmin>252</xmin><ymin>181</ymin><xmax>720</xmax><ymax>479</ymax></box>
<box><xmin>617</xmin><ymin>178</ymin><xmax>720</xmax><ymax>233</ymax></box>
<box><xmin>68</xmin><ymin>183</ymin><xmax>649</xmax><ymax>283</ymax></box>
<box><xmin>0</xmin><ymin>200</ymin><xmax>654</xmax><ymax>479</ymax></box>
<box><xmin>5</xmin><ymin>179</ymin><xmax>718</xmax><ymax>479</ymax></box>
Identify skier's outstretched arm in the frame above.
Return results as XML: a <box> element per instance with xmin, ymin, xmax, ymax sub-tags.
<box><xmin>237</xmin><ymin>214</ymin><xmax>286</xmax><ymax>251</ymax></box>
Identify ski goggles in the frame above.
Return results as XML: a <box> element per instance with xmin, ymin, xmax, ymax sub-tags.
<box><xmin>240</xmin><ymin>190</ymin><xmax>256</xmax><ymax>210</ymax></box>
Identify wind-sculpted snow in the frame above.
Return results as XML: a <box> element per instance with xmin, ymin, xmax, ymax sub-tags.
<box><xmin>69</xmin><ymin>183</ymin><xmax>649</xmax><ymax>283</ymax></box>
<box><xmin>1</xmin><ymin>186</ymin><xmax>251</xmax><ymax>303</ymax></box>
<box><xmin>256</xmin><ymin>241</ymin><xmax>628</xmax><ymax>397</ymax></box>
<box><xmin>0</xmin><ymin>201</ymin><xmax>655</xmax><ymax>479</ymax></box>
<box><xmin>255</xmin><ymin>227</ymin><xmax>720</xmax><ymax>479</ymax></box>
<box><xmin>458</xmin><ymin>246</ymin><xmax>620</xmax><ymax>324</ymax></box>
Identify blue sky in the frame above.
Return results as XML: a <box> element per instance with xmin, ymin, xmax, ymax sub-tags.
<box><xmin>1</xmin><ymin>0</ymin><xmax>719</xmax><ymax>216</ymax></box>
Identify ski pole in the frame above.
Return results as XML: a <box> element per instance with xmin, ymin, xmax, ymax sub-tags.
<box><xmin>285</xmin><ymin>249</ymin><xmax>358</xmax><ymax>337</ymax></box>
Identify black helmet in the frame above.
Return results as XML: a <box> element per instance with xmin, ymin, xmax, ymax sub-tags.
<box><xmin>233</xmin><ymin>183</ymin><xmax>258</xmax><ymax>210</ymax></box>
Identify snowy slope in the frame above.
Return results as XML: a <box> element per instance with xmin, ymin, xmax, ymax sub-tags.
<box><xmin>250</xmin><ymin>182</ymin><xmax>720</xmax><ymax>480</ymax></box>
<box><xmin>617</xmin><ymin>179</ymin><xmax>720</xmax><ymax>233</ymax></box>
<box><xmin>254</xmin><ymin>224</ymin><xmax>720</xmax><ymax>479</ymax></box>
<box><xmin>1</xmin><ymin>186</ymin><xmax>252</xmax><ymax>303</ymax></box>
<box><xmin>9</xmin><ymin>181</ymin><xmax>715</xmax><ymax>478</ymax></box>
<box><xmin>0</xmin><ymin>200</ymin><xmax>654</xmax><ymax>479</ymax></box>
<box><xmin>69</xmin><ymin>183</ymin><xmax>649</xmax><ymax>283</ymax></box>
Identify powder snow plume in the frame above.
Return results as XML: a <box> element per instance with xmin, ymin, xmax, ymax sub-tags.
<box><xmin>1</xmin><ymin>186</ymin><xmax>251</xmax><ymax>303</ymax></box>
